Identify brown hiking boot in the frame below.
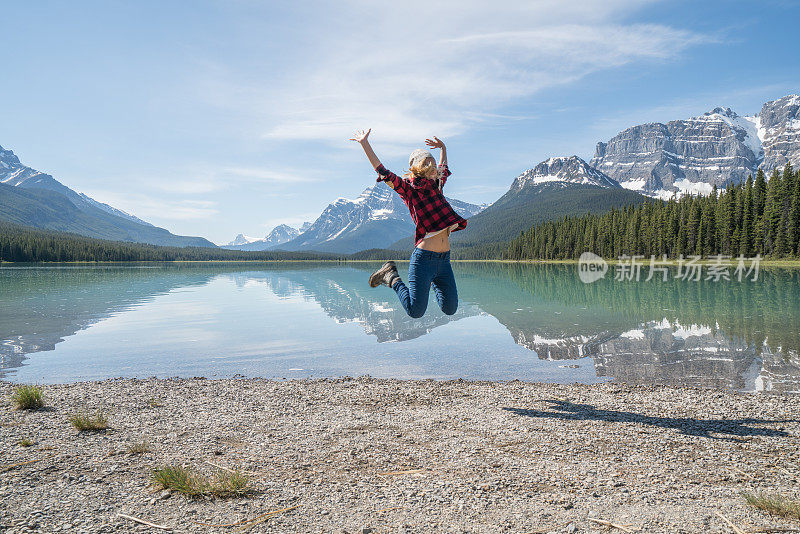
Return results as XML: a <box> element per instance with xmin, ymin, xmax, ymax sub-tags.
<box><xmin>369</xmin><ymin>261</ymin><xmax>400</xmax><ymax>288</ymax></box>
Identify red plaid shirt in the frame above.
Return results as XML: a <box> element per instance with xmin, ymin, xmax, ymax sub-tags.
<box><xmin>375</xmin><ymin>163</ymin><xmax>468</xmax><ymax>246</ymax></box>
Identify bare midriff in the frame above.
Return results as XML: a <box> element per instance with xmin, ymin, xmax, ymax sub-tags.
<box><xmin>416</xmin><ymin>228</ymin><xmax>451</xmax><ymax>252</ymax></box>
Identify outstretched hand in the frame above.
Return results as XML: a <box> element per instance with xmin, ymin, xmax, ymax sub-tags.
<box><xmin>425</xmin><ymin>136</ymin><xmax>444</xmax><ymax>149</ymax></box>
<box><xmin>349</xmin><ymin>128</ymin><xmax>371</xmax><ymax>144</ymax></box>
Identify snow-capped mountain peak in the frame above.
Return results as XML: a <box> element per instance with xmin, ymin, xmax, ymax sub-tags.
<box><xmin>223</xmin><ymin>224</ymin><xmax>301</xmax><ymax>250</ymax></box>
<box><xmin>0</xmin><ymin>142</ymin><xmax>214</xmax><ymax>247</ymax></box>
<box><xmin>693</xmin><ymin>107</ymin><xmax>763</xmax><ymax>159</ymax></box>
<box><xmin>265</xmin><ymin>224</ymin><xmax>300</xmax><ymax>244</ymax></box>
<box><xmin>512</xmin><ymin>156</ymin><xmax>620</xmax><ymax>190</ymax></box>
<box><xmin>290</xmin><ymin>183</ymin><xmax>409</xmax><ymax>249</ymax></box>
<box><xmin>1</xmin><ymin>145</ymin><xmax>65</xmax><ymax>190</ymax></box>
<box><xmin>227</xmin><ymin>234</ymin><xmax>261</xmax><ymax>246</ymax></box>
<box><xmin>278</xmin><ymin>181</ymin><xmax>484</xmax><ymax>253</ymax></box>
<box><xmin>590</xmin><ymin>94</ymin><xmax>800</xmax><ymax>199</ymax></box>
<box><xmin>758</xmin><ymin>94</ymin><xmax>800</xmax><ymax>171</ymax></box>
<box><xmin>1</xmin><ymin>144</ymin><xmax>153</xmax><ymax>227</ymax></box>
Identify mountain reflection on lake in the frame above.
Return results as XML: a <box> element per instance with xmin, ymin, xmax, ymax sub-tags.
<box><xmin>1</xmin><ymin>263</ymin><xmax>799</xmax><ymax>392</ymax></box>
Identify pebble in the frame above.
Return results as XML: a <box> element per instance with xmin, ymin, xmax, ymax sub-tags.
<box><xmin>1</xmin><ymin>377</ymin><xmax>798</xmax><ymax>532</ymax></box>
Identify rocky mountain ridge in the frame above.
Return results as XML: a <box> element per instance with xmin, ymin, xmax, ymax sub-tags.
<box><xmin>511</xmin><ymin>156</ymin><xmax>621</xmax><ymax>191</ymax></box>
<box><xmin>590</xmin><ymin>94</ymin><xmax>800</xmax><ymax>198</ymax></box>
<box><xmin>0</xmin><ymin>144</ymin><xmax>215</xmax><ymax>247</ymax></box>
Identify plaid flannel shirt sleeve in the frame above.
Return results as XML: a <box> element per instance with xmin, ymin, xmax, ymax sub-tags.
<box><xmin>438</xmin><ymin>163</ymin><xmax>452</xmax><ymax>189</ymax></box>
<box><xmin>375</xmin><ymin>164</ymin><xmax>410</xmax><ymax>199</ymax></box>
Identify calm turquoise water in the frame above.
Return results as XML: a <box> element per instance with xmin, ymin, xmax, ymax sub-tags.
<box><xmin>1</xmin><ymin>263</ymin><xmax>799</xmax><ymax>392</ymax></box>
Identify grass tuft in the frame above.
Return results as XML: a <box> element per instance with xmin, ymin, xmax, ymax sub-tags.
<box><xmin>151</xmin><ymin>465</ymin><xmax>251</xmax><ymax>498</ymax></box>
<box><xmin>151</xmin><ymin>465</ymin><xmax>207</xmax><ymax>497</ymax></box>
<box><xmin>743</xmin><ymin>492</ymin><xmax>800</xmax><ymax>520</ymax></box>
<box><xmin>18</xmin><ymin>438</ymin><xmax>34</xmax><ymax>447</ymax></box>
<box><xmin>11</xmin><ymin>385</ymin><xmax>44</xmax><ymax>410</ymax></box>
<box><xmin>213</xmin><ymin>468</ymin><xmax>251</xmax><ymax>497</ymax></box>
<box><xmin>126</xmin><ymin>441</ymin><xmax>150</xmax><ymax>454</ymax></box>
<box><xmin>69</xmin><ymin>410</ymin><xmax>109</xmax><ymax>431</ymax></box>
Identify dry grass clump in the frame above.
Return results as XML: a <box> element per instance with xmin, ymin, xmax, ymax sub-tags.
<box><xmin>151</xmin><ymin>465</ymin><xmax>250</xmax><ymax>498</ymax></box>
<box><xmin>212</xmin><ymin>468</ymin><xmax>250</xmax><ymax>497</ymax></box>
<box><xmin>69</xmin><ymin>410</ymin><xmax>109</xmax><ymax>431</ymax></box>
<box><xmin>11</xmin><ymin>385</ymin><xmax>44</xmax><ymax>410</ymax></box>
<box><xmin>127</xmin><ymin>441</ymin><xmax>150</xmax><ymax>454</ymax></box>
<box><xmin>743</xmin><ymin>492</ymin><xmax>800</xmax><ymax>519</ymax></box>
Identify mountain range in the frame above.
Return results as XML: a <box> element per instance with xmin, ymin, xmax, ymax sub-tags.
<box><xmin>223</xmin><ymin>222</ymin><xmax>312</xmax><ymax>251</ymax></box>
<box><xmin>444</xmin><ymin>156</ymin><xmax>648</xmax><ymax>247</ymax></box>
<box><xmin>276</xmin><ymin>182</ymin><xmax>486</xmax><ymax>254</ymax></box>
<box><xmin>0</xmin><ymin>145</ymin><xmax>215</xmax><ymax>247</ymax></box>
<box><xmin>390</xmin><ymin>155</ymin><xmax>649</xmax><ymax>249</ymax></box>
<box><xmin>394</xmin><ymin>94</ymin><xmax>800</xmax><ymax>249</ymax></box>
<box><xmin>3</xmin><ymin>94</ymin><xmax>799</xmax><ymax>254</ymax></box>
<box><xmin>591</xmin><ymin>94</ymin><xmax>800</xmax><ymax>198</ymax></box>
<box><xmin>244</xmin><ymin>155</ymin><xmax>647</xmax><ymax>253</ymax></box>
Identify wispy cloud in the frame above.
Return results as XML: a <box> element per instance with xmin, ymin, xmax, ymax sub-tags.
<box><xmin>86</xmin><ymin>164</ymin><xmax>320</xmax><ymax>198</ymax></box>
<box><xmin>83</xmin><ymin>161</ymin><xmax>324</xmax><ymax>227</ymax></box>
<box><xmin>197</xmin><ymin>0</ymin><xmax>713</xmax><ymax>151</ymax></box>
<box><xmin>88</xmin><ymin>190</ymin><xmax>219</xmax><ymax>221</ymax></box>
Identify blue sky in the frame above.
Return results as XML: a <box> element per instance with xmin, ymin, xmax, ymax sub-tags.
<box><xmin>1</xmin><ymin>0</ymin><xmax>799</xmax><ymax>244</ymax></box>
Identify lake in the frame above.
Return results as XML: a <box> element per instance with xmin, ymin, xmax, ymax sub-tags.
<box><xmin>1</xmin><ymin>262</ymin><xmax>799</xmax><ymax>392</ymax></box>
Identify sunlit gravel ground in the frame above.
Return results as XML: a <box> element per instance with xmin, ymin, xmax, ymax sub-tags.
<box><xmin>2</xmin><ymin>377</ymin><xmax>799</xmax><ymax>533</ymax></box>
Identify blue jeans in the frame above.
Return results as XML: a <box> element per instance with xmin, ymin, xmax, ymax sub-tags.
<box><xmin>393</xmin><ymin>248</ymin><xmax>458</xmax><ymax>318</ymax></box>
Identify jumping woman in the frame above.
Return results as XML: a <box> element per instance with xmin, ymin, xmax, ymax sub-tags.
<box><xmin>350</xmin><ymin>128</ymin><xmax>468</xmax><ymax>318</ymax></box>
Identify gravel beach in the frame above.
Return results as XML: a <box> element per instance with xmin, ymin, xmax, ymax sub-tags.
<box><xmin>2</xmin><ymin>377</ymin><xmax>799</xmax><ymax>533</ymax></box>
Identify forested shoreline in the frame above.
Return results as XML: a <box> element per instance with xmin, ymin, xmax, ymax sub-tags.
<box><xmin>0</xmin><ymin>222</ymin><xmax>341</xmax><ymax>262</ymax></box>
<box><xmin>0</xmin><ymin>220</ymin><xmax>507</xmax><ymax>262</ymax></box>
<box><xmin>506</xmin><ymin>164</ymin><xmax>800</xmax><ymax>260</ymax></box>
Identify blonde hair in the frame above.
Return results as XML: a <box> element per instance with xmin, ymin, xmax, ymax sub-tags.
<box><xmin>404</xmin><ymin>157</ymin><xmax>441</xmax><ymax>186</ymax></box>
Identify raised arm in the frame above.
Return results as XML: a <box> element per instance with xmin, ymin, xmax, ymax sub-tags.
<box><xmin>425</xmin><ymin>136</ymin><xmax>447</xmax><ymax>168</ymax></box>
<box><xmin>350</xmin><ymin>128</ymin><xmax>382</xmax><ymax>169</ymax></box>
<box><xmin>425</xmin><ymin>136</ymin><xmax>451</xmax><ymax>188</ymax></box>
<box><xmin>350</xmin><ymin>128</ymin><xmax>409</xmax><ymax>197</ymax></box>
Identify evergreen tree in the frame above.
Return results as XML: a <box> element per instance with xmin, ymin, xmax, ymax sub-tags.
<box><xmin>741</xmin><ymin>175</ymin><xmax>754</xmax><ymax>256</ymax></box>
<box><xmin>504</xmin><ymin>166</ymin><xmax>800</xmax><ymax>261</ymax></box>
<box><xmin>765</xmin><ymin>169</ymin><xmax>783</xmax><ymax>254</ymax></box>
<box><xmin>790</xmin><ymin>170</ymin><xmax>800</xmax><ymax>254</ymax></box>
<box><xmin>754</xmin><ymin>169</ymin><xmax>767</xmax><ymax>254</ymax></box>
